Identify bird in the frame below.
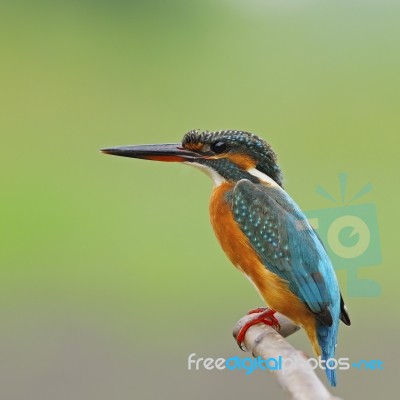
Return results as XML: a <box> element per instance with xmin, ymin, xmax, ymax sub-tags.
<box><xmin>101</xmin><ymin>129</ymin><xmax>350</xmax><ymax>386</ymax></box>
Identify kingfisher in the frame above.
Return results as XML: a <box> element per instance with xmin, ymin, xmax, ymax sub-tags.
<box><xmin>101</xmin><ymin>129</ymin><xmax>350</xmax><ymax>386</ymax></box>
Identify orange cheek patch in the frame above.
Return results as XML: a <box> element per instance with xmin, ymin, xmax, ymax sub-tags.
<box><xmin>226</xmin><ymin>154</ymin><xmax>256</xmax><ymax>170</ymax></box>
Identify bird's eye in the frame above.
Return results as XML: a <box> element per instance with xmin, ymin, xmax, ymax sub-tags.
<box><xmin>210</xmin><ymin>141</ymin><xmax>228</xmax><ymax>154</ymax></box>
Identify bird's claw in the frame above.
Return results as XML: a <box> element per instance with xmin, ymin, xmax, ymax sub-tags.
<box><xmin>236</xmin><ymin>308</ymin><xmax>280</xmax><ymax>350</ymax></box>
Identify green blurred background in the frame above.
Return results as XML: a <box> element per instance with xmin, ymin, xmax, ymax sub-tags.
<box><xmin>1</xmin><ymin>1</ymin><xmax>398</xmax><ymax>399</ymax></box>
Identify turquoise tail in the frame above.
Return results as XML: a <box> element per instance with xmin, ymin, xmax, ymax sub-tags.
<box><xmin>317</xmin><ymin>322</ymin><xmax>339</xmax><ymax>387</ymax></box>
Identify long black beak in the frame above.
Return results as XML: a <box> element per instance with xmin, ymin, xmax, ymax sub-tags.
<box><xmin>101</xmin><ymin>143</ymin><xmax>199</xmax><ymax>162</ymax></box>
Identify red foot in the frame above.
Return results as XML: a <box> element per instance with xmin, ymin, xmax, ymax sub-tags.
<box><xmin>247</xmin><ymin>307</ymin><xmax>269</xmax><ymax>315</ymax></box>
<box><xmin>236</xmin><ymin>308</ymin><xmax>280</xmax><ymax>350</ymax></box>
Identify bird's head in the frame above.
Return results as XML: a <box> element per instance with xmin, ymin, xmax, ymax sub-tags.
<box><xmin>102</xmin><ymin>129</ymin><xmax>283</xmax><ymax>187</ymax></box>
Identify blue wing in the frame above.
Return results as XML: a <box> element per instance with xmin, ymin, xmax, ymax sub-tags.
<box><xmin>230</xmin><ymin>179</ymin><xmax>340</xmax><ymax>326</ymax></box>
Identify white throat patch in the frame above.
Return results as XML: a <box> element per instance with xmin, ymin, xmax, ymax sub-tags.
<box><xmin>185</xmin><ymin>162</ymin><xmax>226</xmax><ymax>187</ymax></box>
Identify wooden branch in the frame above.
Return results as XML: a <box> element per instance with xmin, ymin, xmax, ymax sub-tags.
<box><xmin>233</xmin><ymin>311</ymin><xmax>342</xmax><ymax>400</ymax></box>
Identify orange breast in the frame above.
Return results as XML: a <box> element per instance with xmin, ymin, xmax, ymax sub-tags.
<box><xmin>209</xmin><ymin>183</ymin><xmax>320</xmax><ymax>356</ymax></box>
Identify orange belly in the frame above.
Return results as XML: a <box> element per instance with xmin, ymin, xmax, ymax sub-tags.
<box><xmin>209</xmin><ymin>183</ymin><xmax>320</xmax><ymax>356</ymax></box>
